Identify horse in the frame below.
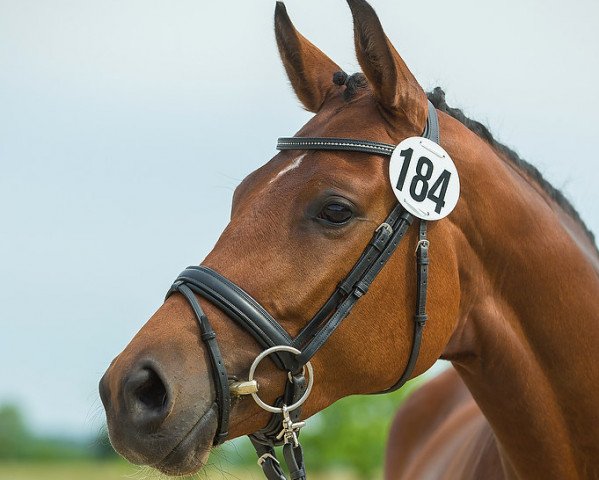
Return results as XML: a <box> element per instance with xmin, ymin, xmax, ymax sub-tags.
<box><xmin>99</xmin><ymin>1</ymin><xmax>599</xmax><ymax>479</ymax></box>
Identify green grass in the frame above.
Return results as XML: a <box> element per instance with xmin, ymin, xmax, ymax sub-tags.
<box><xmin>0</xmin><ymin>460</ymin><xmax>137</xmax><ymax>480</ymax></box>
<box><xmin>0</xmin><ymin>460</ymin><xmax>365</xmax><ymax>480</ymax></box>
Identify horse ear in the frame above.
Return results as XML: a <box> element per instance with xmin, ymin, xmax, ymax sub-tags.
<box><xmin>275</xmin><ymin>2</ymin><xmax>342</xmax><ymax>112</ymax></box>
<box><xmin>347</xmin><ymin>0</ymin><xmax>428</xmax><ymax>131</ymax></box>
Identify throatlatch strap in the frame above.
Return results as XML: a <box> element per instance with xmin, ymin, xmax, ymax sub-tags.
<box><xmin>382</xmin><ymin>220</ymin><xmax>429</xmax><ymax>393</ymax></box>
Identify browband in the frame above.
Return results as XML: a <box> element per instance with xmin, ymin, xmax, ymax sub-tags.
<box><xmin>277</xmin><ymin>100</ymin><xmax>439</xmax><ymax>156</ymax></box>
<box><xmin>277</xmin><ymin>138</ymin><xmax>395</xmax><ymax>156</ymax></box>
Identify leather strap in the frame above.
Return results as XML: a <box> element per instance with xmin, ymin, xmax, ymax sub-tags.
<box><xmin>292</xmin><ymin>204</ymin><xmax>407</xmax><ymax>348</ymax></box>
<box><xmin>381</xmin><ymin>220</ymin><xmax>429</xmax><ymax>393</ymax></box>
<box><xmin>283</xmin><ymin>442</ymin><xmax>306</xmax><ymax>480</ymax></box>
<box><xmin>422</xmin><ymin>101</ymin><xmax>440</xmax><ymax>144</ymax></box>
<box><xmin>166</xmin><ymin>284</ymin><xmax>231</xmax><ymax>445</ymax></box>
<box><xmin>278</xmin><ymin>100</ymin><xmax>438</xmax><ymax>157</ymax></box>
<box><xmin>169</xmin><ymin>267</ymin><xmax>296</xmax><ymax>371</ymax></box>
<box><xmin>251</xmin><ymin>371</ymin><xmax>307</xmax><ymax>445</ymax></box>
<box><xmin>250</xmin><ymin>373</ymin><xmax>308</xmax><ymax>480</ymax></box>
<box><xmin>251</xmin><ymin>436</ymin><xmax>306</xmax><ymax>480</ymax></box>
<box><xmin>277</xmin><ymin>137</ymin><xmax>395</xmax><ymax>157</ymax></box>
<box><xmin>252</xmin><ymin>438</ymin><xmax>286</xmax><ymax>480</ymax></box>
<box><xmin>294</xmin><ymin>207</ymin><xmax>413</xmax><ymax>364</ymax></box>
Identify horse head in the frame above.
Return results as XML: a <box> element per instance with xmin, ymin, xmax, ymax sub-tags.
<box><xmin>100</xmin><ymin>0</ymin><xmax>484</xmax><ymax>475</ymax></box>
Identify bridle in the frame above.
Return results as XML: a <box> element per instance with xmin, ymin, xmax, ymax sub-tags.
<box><xmin>165</xmin><ymin>100</ymin><xmax>440</xmax><ymax>480</ymax></box>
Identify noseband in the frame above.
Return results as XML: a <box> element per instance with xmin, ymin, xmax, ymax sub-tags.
<box><xmin>166</xmin><ymin>101</ymin><xmax>439</xmax><ymax>480</ymax></box>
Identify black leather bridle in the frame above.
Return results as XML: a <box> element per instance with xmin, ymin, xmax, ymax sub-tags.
<box><xmin>165</xmin><ymin>100</ymin><xmax>440</xmax><ymax>480</ymax></box>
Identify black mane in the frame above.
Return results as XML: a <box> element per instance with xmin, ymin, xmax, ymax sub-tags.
<box><xmin>427</xmin><ymin>87</ymin><xmax>596</xmax><ymax>246</ymax></box>
<box><xmin>335</xmin><ymin>73</ymin><xmax>595</xmax><ymax>246</ymax></box>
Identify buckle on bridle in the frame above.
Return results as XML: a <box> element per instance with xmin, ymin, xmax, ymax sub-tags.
<box><xmin>257</xmin><ymin>452</ymin><xmax>280</xmax><ymax>467</ymax></box>
<box><xmin>415</xmin><ymin>239</ymin><xmax>429</xmax><ymax>254</ymax></box>
<box><xmin>376</xmin><ymin>222</ymin><xmax>393</xmax><ymax>235</ymax></box>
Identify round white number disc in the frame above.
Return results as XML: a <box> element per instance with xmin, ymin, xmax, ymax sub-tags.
<box><xmin>388</xmin><ymin>136</ymin><xmax>460</xmax><ymax>220</ymax></box>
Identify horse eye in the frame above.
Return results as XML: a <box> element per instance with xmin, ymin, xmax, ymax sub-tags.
<box><xmin>318</xmin><ymin>203</ymin><xmax>353</xmax><ymax>224</ymax></box>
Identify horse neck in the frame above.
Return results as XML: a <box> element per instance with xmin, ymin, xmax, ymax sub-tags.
<box><xmin>444</xmin><ymin>130</ymin><xmax>599</xmax><ymax>479</ymax></box>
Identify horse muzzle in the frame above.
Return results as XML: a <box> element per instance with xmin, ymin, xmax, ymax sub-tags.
<box><xmin>99</xmin><ymin>354</ymin><xmax>217</xmax><ymax>475</ymax></box>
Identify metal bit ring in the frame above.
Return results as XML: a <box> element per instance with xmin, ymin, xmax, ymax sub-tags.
<box><xmin>248</xmin><ymin>345</ymin><xmax>314</xmax><ymax>414</ymax></box>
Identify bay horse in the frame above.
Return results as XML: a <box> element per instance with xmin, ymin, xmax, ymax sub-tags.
<box><xmin>99</xmin><ymin>1</ymin><xmax>599</xmax><ymax>479</ymax></box>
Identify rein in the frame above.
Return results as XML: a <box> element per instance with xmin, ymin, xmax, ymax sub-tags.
<box><xmin>165</xmin><ymin>100</ymin><xmax>439</xmax><ymax>479</ymax></box>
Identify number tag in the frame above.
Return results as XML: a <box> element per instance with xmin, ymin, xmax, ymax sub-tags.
<box><xmin>389</xmin><ymin>137</ymin><xmax>460</xmax><ymax>220</ymax></box>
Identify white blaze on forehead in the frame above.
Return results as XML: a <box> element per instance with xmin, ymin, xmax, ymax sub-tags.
<box><xmin>269</xmin><ymin>153</ymin><xmax>306</xmax><ymax>185</ymax></box>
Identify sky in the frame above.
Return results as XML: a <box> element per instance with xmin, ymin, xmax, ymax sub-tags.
<box><xmin>1</xmin><ymin>0</ymin><xmax>598</xmax><ymax>438</ymax></box>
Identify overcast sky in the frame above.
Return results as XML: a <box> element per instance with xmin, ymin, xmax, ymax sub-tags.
<box><xmin>1</xmin><ymin>0</ymin><xmax>598</xmax><ymax>437</ymax></box>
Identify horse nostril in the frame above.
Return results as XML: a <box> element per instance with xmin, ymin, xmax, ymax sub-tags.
<box><xmin>135</xmin><ymin>368</ymin><xmax>168</xmax><ymax>411</ymax></box>
<box><xmin>124</xmin><ymin>364</ymin><xmax>172</xmax><ymax>429</ymax></box>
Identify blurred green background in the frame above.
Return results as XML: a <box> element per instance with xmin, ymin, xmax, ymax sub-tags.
<box><xmin>0</xmin><ymin>379</ymin><xmax>421</xmax><ymax>480</ymax></box>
